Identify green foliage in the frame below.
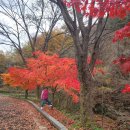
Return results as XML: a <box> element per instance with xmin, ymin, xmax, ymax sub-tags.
<box><xmin>93</xmin><ymin>127</ymin><xmax>103</xmax><ymax>130</ymax></box>
<box><xmin>53</xmin><ymin>90</ymin><xmax>80</xmax><ymax>112</ymax></box>
<box><xmin>107</xmin><ymin>14</ymin><xmax>130</xmax><ymax>31</ymax></box>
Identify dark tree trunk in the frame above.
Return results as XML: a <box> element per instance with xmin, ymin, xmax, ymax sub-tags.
<box><xmin>78</xmin><ymin>60</ymin><xmax>95</xmax><ymax>129</ymax></box>
<box><xmin>72</xmin><ymin>29</ymin><xmax>96</xmax><ymax>129</ymax></box>
<box><xmin>51</xmin><ymin>87</ymin><xmax>57</xmax><ymax>108</ymax></box>
<box><xmin>36</xmin><ymin>86</ymin><xmax>40</xmax><ymax>100</ymax></box>
<box><xmin>18</xmin><ymin>50</ymin><xmax>30</xmax><ymax>100</ymax></box>
<box><xmin>25</xmin><ymin>89</ymin><xmax>28</xmax><ymax>99</ymax></box>
<box><xmin>52</xmin><ymin>92</ymin><xmax>55</xmax><ymax>108</ymax></box>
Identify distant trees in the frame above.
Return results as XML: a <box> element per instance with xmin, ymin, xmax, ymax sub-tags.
<box><xmin>0</xmin><ymin>0</ymin><xmax>62</xmax><ymax>59</ymax></box>
<box><xmin>29</xmin><ymin>29</ymin><xmax>73</xmax><ymax>56</ymax></box>
<box><xmin>0</xmin><ymin>0</ymin><xmax>44</xmax><ymax>63</ymax></box>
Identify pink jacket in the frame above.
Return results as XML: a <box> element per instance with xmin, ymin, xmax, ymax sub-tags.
<box><xmin>41</xmin><ymin>89</ymin><xmax>48</xmax><ymax>100</ymax></box>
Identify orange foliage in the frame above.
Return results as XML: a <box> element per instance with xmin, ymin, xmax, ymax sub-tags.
<box><xmin>2</xmin><ymin>51</ymin><xmax>103</xmax><ymax>103</ymax></box>
<box><xmin>35</xmin><ymin>30</ymin><xmax>73</xmax><ymax>53</ymax></box>
<box><xmin>8</xmin><ymin>67</ymin><xmax>37</xmax><ymax>90</ymax></box>
<box><xmin>0</xmin><ymin>73</ymin><xmax>14</xmax><ymax>86</ymax></box>
<box><xmin>27</xmin><ymin>51</ymin><xmax>80</xmax><ymax>102</ymax></box>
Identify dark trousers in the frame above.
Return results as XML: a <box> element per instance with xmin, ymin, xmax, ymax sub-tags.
<box><xmin>41</xmin><ymin>99</ymin><xmax>52</xmax><ymax>107</ymax></box>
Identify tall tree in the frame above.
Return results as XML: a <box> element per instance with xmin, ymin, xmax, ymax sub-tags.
<box><xmin>48</xmin><ymin>0</ymin><xmax>130</xmax><ymax>129</ymax></box>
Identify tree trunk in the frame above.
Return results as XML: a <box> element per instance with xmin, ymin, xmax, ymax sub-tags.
<box><xmin>36</xmin><ymin>86</ymin><xmax>40</xmax><ymax>100</ymax></box>
<box><xmin>52</xmin><ymin>92</ymin><xmax>55</xmax><ymax>108</ymax></box>
<box><xmin>71</xmin><ymin>28</ymin><xmax>94</xmax><ymax>129</ymax></box>
<box><xmin>25</xmin><ymin>89</ymin><xmax>28</xmax><ymax>99</ymax></box>
<box><xmin>80</xmin><ymin>75</ymin><xmax>95</xmax><ymax>129</ymax></box>
<box><xmin>51</xmin><ymin>87</ymin><xmax>57</xmax><ymax>108</ymax></box>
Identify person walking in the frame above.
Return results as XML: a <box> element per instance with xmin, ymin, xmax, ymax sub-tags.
<box><xmin>40</xmin><ymin>87</ymin><xmax>52</xmax><ymax>110</ymax></box>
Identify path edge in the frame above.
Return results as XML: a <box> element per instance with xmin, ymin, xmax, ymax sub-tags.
<box><xmin>0</xmin><ymin>94</ymin><xmax>68</xmax><ymax>130</ymax></box>
<box><xmin>26</xmin><ymin>100</ymin><xmax>68</xmax><ymax>130</ymax></box>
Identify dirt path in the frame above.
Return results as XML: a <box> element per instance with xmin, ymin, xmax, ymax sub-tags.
<box><xmin>0</xmin><ymin>95</ymin><xmax>57</xmax><ymax>130</ymax></box>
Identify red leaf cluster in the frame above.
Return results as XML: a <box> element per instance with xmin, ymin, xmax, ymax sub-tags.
<box><xmin>113</xmin><ymin>22</ymin><xmax>130</xmax><ymax>42</ymax></box>
<box><xmin>63</xmin><ymin>0</ymin><xmax>130</xmax><ymax>44</ymax></box>
<box><xmin>8</xmin><ymin>67</ymin><xmax>37</xmax><ymax>90</ymax></box>
<box><xmin>63</xmin><ymin>0</ymin><xmax>130</xmax><ymax>18</ymax></box>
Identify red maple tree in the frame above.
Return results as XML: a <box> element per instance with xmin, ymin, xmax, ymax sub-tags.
<box><xmin>5</xmin><ymin>51</ymin><xmax>104</xmax><ymax>103</ymax></box>
<box><xmin>27</xmin><ymin>51</ymin><xmax>103</xmax><ymax>102</ymax></box>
